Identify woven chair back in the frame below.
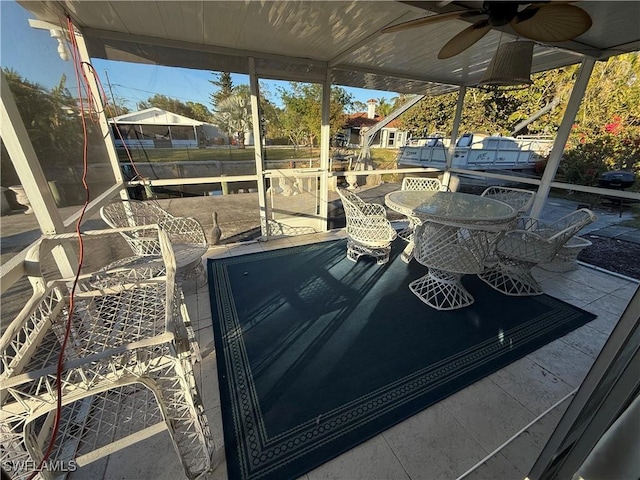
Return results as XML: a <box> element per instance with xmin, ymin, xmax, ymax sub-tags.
<box><xmin>401</xmin><ymin>177</ymin><xmax>442</xmax><ymax>192</ymax></box>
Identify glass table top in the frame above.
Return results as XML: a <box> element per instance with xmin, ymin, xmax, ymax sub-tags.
<box><xmin>385</xmin><ymin>191</ymin><xmax>516</xmax><ymax>225</ymax></box>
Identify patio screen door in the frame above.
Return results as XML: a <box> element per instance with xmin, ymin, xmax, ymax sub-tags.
<box><xmin>264</xmin><ymin>169</ymin><xmax>324</xmax><ymax>236</ymax></box>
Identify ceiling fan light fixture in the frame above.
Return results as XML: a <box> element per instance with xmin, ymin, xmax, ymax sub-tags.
<box><xmin>477</xmin><ymin>40</ymin><xmax>534</xmax><ymax>90</ymax></box>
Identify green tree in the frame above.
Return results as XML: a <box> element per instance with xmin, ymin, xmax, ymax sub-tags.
<box><xmin>137</xmin><ymin>94</ymin><xmax>211</xmax><ymax>121</ymax></box>
<box><xmin>2</xmin><ymin>68</ymin><xmax>82</xmax><ymax>160</ymax></box>
<box><xmin>209</xmin><ymin>72</ymin><xmax>234</xmax><ymax>110</ymax></box>
<box><xmin>185</xmin><ymin>101</ymin><xmax>212</xmax><ymax>122</ymax></box>
<box><xmin>350</xmin><ymin>100</ymin><xmax>367</xmax><ymax>113</ymax></box>
<box><xmin>377</xmin><ymin>97</ymin><xmax>399</xmax><ymax>116</ymax></box>
<box><xmin>277</xmin><ymin>83</ymin><xmax>352</xmax><ymax>147</ymax></box>
<box><xmin>211</xmin><ymin>93</ymin><xmax>252</xmax><ymax>148</ymax></box>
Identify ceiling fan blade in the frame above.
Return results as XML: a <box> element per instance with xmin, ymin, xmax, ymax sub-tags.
<box><xmin>438</xmin><ymin>20</ymin><xmax>491</xmax><ymax>59</ymax></box>
<box><xmin>511</xmin><ymin>3</ymin><xmax>592</xmax><ymax>42</ymax></box>
<box><xmin>382</xmin><ymin>9</ymin><xmax>480</xmax><ymax>33</ymax></box>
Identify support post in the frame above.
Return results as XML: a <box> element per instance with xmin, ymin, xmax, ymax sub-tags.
<box><xmin>74</xmin><ymin>28</ymin><xmax>128</xmax><ymax>200</ymax></box>
<box><xmin>319</xmin><ymin>70</ymin><xmax>331</xmax><ymax>230</ymax></box>
<box><xmin>530</xmin><ymin>58</ymin><xmax>596</xmax><ymax>219</ymax></box>
<box><xmin>441</xmin><ymin>86</ymin><xmax>465</xmax><ymax>189</ymax></box>
<box><xmin>0</xmin><ymin>71</ymin><xmax>76</xmax><ymax>277</ymax></box>
<box><xmin>248</xmin><ymin>57</ymin><xmax>269</xmax><ymax>238</ymax></box>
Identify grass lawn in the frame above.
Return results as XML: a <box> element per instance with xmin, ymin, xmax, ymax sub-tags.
<box><xmin>117</xmin><ymin>146</ymin><xmax>401</xmax><ymax>164</ymax></box>
<box><xmin>118</xmin><ymin>146</ymin><xmax>320</xmax><ymax>163</ymax></box>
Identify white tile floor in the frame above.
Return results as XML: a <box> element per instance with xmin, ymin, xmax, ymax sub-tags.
<box><xmin>88</xmin><ymin>230</ymin><xmax>638</xmax><ymax>480</ymax></box>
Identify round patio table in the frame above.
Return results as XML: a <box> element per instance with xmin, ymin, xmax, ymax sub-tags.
<box><xmin>385</xmin><ymin>190</ymin><xmax>517</xmax><ymax>310</ymax></box>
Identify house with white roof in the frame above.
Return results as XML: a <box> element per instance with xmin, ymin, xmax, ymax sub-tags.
<box><xmin>108</xmin><ymin>107</ymin><xmax>227</xmax><ymax>149</ymax></box>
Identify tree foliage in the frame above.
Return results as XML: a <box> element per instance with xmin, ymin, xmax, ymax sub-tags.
<box><xmin>211</xmin><ymin>93</ymin><xmax>252</xmax><ymax>148</ymax></box>
<box><xmin>398</xmin><ymin>53</ymin><xmax>640</xmax><ymax>182</ymax></box>
<box><xmin>137</xmin><ymin>94</ymin><xmax>212</xmax><ymax>122</ymax></box>
<box><xmin>2</xmin><ymin>68</ymin><xmax>83</xmax><ymax>162</ymax></box>
<box><xmin>277</xmin><ymin>83</ymin><xmax>352</xmax><ymax>147</ymax></box>
<box><xmin>209</xmin><ymin>72</ymin><xmax>234</xmax><ymax>110</ymax></box>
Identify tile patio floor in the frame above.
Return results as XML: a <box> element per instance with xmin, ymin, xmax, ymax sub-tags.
<box><xmin>75</xmin><ymin>228</ymin><xmax>638</xmax><ymax>480</ymax></box>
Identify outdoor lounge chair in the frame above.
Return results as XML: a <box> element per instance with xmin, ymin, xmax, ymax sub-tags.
<box><xmin>100</xmin><ymin>199</ymin><xmax>208</xmax><ymax>290</ymax></box>
<box><xmin>478</xmin><ymin>208</ymin><xmax>597</xmax><ymax>296</ymax></box>
<box><xmin>337</xmin><ymin>188</ymin><xmax>397</xmax><ymax>265</ymax></box>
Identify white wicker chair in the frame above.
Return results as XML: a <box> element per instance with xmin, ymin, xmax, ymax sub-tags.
<box><xmin>397</xmin><ymin>177</ymin><xmax>444</xmax><ymax>261</ymax></box>
<box><xmin>409</xmin><ymin>220</ymin><xmax>495</xmax><ymax>310</ymax></box>
<box><xmin>401</xmin><ymin>177</ymin><xmax>443</xmax><ymax>192</ymax></box>
<box><xmin>478</xmin><ymin>208</ymin><xmax>597</xmax><ymax>296</ymax></box>
<box><xmin>1</xmin><ymin>228</ymin><xmax>214</xmax><ymax>480</ymax></box>
<box><xmin>480</xmin><ymin>187</ymin><xmax>536</xmax><ymax>266</ymax></box>
<box><xmin>480</xmin><ymin>186</ymin><xmax>535</xmax><ymax>217</ymax></box>
<box><xmin>337</xmin><ymin>188</ymin><xmax>397</xmax><ymax>265</ymax></box>
<box><xmin>101</xmin><ymin>199</ymin><xmax>208</xmax><ymax>290</ymax></box>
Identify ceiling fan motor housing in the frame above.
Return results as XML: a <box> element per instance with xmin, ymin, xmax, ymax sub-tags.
<box><xmin>485</xmin><ymin>2</ymin><xmax>520</xmax><ymax>26</ymax></box>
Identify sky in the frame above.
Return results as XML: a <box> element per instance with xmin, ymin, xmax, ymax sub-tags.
<box><xmin>1</xmin><ymin>0</ymin><xmax>398</xmax><ymax>113</ymax></box>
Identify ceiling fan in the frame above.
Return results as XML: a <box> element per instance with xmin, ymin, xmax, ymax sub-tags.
<box><xmin>382</xmin><ymin>2</ymin><xmax>593</xmax><ymax>59</ymax></box>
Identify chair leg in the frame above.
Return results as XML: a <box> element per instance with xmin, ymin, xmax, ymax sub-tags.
<box><xmin>347</xmin><ymin>239</ymin><xmax>391</xmax><ymax>265</ymax></box>
<box><xmin>346</xmin><ymin>242</ymin><xmax>360</xmax><ymax>263</ymax></box>
<box><xmin>376</xmin><ymin>246</ymin><xmax>391</xmax><ymax>265</ymax></box>
<box><xmin>478</xmin><ymin>259</ymin><xmax>542</xmax><ymax>296</ymax></box>
<box><xmin>400</xmin><ymin>241</ymin><xmax>414</xmax><ymax>264</ymax></box>
<box><xmin>409</xmin><ymin>268</ymin><xmax>474</xmax><ymax>310</ymax></box>
<box><xmin>178</xmin><ymin>260</ymin><xmax>207</xmax><ymax>294</ymax></box>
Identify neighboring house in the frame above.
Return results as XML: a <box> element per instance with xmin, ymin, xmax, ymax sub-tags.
<box><xmin>342</xmin><ymin>99</ymin><xmax>409</xmax><ymax>149</ymax></box>
<box><xmin>108</xmin><ymin>107</ymin><xmax>227</xmax><ymax>149</ymax></box>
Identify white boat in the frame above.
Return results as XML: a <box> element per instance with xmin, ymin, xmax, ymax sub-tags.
<box><xmin>398</xmin><ymin>133</ymin><xmax>554</xmax><ymax>173</ymax></box>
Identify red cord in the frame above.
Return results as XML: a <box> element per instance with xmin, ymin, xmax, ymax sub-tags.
<box><xmin>28</xmin><ymin>16</ymin><xmax>91</xmax><ymax>479</ymax></box>
<box><xmin>83</xmin><ymin>61</ymin><xmax>146</xmax><ymax>184</ymax></box>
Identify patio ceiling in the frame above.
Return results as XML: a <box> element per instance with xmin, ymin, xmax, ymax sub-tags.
<box><xmin>18</xmin><ymin>1</ymin><xmax>640</xmax><ymax>94</ymax></box>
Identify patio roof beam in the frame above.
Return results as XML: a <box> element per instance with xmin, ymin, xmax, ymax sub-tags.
<box><xmin>255</xmin><ymin>68</ymin><xmax>326</xmax><ymax>84</ymax></box>
<box><xmin>530</xmin><ymin>57</ymin><xmax>596</xmax><ymax>219</ymax></box>
<box><xmin>331</xmin><ymin>64</ymin><xmax>457</xmax><ymax>89</ymax></box>
<box><xmin>81</xmin><ymin>27</ymin><xmax>327</xmax><ymax>73</ymax></box>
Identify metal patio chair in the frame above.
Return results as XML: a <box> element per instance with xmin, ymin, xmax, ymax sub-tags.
<box><xmin>480</xmin><ymin>186</ymin><xmax>535</xmax><ymax>218</ymax></box>
<box><xmin>397</xmin><ymin>177</ymin><xmax>443</xmax><ymax>241</ymax></box>
<box><xmin>478</xmin><ymin>208</ymin><xmax>597</xmax><ymax>296</ymax></box>
<box><xmin>409</xmin><ymin>218</ymin><xmax>496</xmax><ymax>310</ymax></box>
<box><xmin>337</xmin><ymin>188</ymin><xmax>397</xmax><ymax>265</ymax></box>
<box><xmin>480</xmin><ymin>186</ymin><xmax>536</xmax><ymax>265</ymax></box>
<box><xmin>101</xmin><ymin>199</ymin><xmax>208</xmax><ymax>290</ymax></box>
<box><xmin>0</xmin><ymin>227</ymin><xmax>214</xmax><ymax>480</ymax></box>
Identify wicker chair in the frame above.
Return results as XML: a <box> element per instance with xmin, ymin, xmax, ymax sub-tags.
<box><xmin>1</xmin><ymin>227</ymin><xmax>214</xmax><ymax>480</ymax></box>
<box><xmin>480</xmin><ymin>187</ymin><xmax>536</xmax><ymax>265</ymax></box>
<box><xmin>478</xmin><ymin>208</ymin><xmax>597</xmax><ymax>296</ymax></box>
<box><xmin>337</xmin><ymin>188</ymin><xmax>397</xmax><ymax>265</ymax></box>
<box><xmin>480</xmin><ymin>186</ymin><xmax>535</xmax><ymax>218</ymax></box>
<box><xmin>409</xmin><ymin>219</ymin><xmax>495</xmax><ymax>310</ymax></box>
<box><xmin>397</xmin><ymin>177</ymin><xmax>444</xmax><ymax>261</ymax></box>
<box><xmin>401</xmin><ymin>177</ymin><xmax>443</xmax><ymax>192</ymax></box>
<box><xmin>101</xmin><ymin>199</ymin><xmax>208</xmax><ymax>289</ymax></box>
